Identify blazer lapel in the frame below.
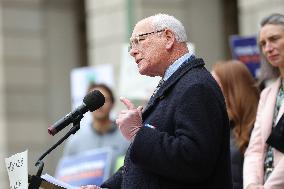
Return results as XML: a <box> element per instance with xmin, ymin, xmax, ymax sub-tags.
<box><xmin>262</xmin><ymin>78</ymin><xmax>281</xmax><ymax>142</ymax></box>
<box><xmin>276</xmin><ymin>80</ymin><xmax>284</xmax><ymax>123</ymax></box>
<box><xmin>142</xmin><ymin>57</ymin><xmax>204</xmax><ymax>119</ymax></box>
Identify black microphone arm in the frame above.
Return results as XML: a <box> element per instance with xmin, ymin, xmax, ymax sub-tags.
<box><xmin>29</xmin><ymin>117</ymin><xmax>83</xmax><ymax>189</ymax></box>
<box><xmin>29</xmin><ymin>90</ymin><xmax>105</xmax><ymax>189</ymax></box>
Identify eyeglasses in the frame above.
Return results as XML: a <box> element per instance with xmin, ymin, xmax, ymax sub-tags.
<box><xmin>128</xmin><ymin>29</ymin><xmax>165</xmax><ymax>52</ymax></box>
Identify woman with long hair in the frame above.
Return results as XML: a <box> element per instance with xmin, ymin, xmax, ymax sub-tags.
<box><xmin>212</xmin><ymin>60</ymin><xmax>260</xmax><ymax>189</ymax></box>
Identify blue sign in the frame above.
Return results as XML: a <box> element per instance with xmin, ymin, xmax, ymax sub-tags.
<box><xmin>230</xmin><ymin>35</ymin><xmax>261</xmax><ymax>78</ymax></box>
<box><xmin>55</xmin><ymin>148</ymin><xmax>112</xmax><ymax>187</ymax></box>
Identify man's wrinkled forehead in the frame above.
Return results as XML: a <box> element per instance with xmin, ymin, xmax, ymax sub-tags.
<box><xmin>131</xmin><ymin>19</ymin><xmax>153</xmax><ymax>38</ymax></box>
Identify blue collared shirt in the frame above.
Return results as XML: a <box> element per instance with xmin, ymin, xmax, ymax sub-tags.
<box><xmin>163</xmin><ymin>53</ymin><xmax>192</xmax><ymax>81</ymax></box>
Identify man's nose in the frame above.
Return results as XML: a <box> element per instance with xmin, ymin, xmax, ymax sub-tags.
<box><xmin>129</xmin><ymin>47</ymin><xmax>139</xmax><ymax>57</ymax></box>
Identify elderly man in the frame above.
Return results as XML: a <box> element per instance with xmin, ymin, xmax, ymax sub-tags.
<box><xmin>80</xmin><ymin>13</ymin><xmax>232</xmax><ymax>189</ymax></box>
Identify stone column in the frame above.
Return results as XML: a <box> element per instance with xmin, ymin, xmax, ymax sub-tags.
<box><xmin>238</xmin><ymin>0</ymin><xmax>284</xmax><ymax>35</ymax></box>
<box><xmin>0</xmin><ymin>1</ymin><xmax>8</xmax><ymax>187</ymax></box>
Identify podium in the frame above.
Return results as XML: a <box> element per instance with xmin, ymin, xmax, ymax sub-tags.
<box><xmin>29</xmin><ymin>175</ymin><xmax>65</xmax><ymax>189</ymax></box>
<box><xmin>41</xmin><ymin>180</ymin><xmax>65</xmax><ymax>189</ymax></box>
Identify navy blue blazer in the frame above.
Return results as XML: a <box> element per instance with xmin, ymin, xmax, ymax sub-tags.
<box><xmin>102</xmin><ymin>57</ymin><xmax>233</xmax><ymax>189</ymax></box>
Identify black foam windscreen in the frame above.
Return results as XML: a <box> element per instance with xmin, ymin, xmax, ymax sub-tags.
<box><xmin>83</xmin><ymin>90</ymin><xmax>105</xmax><ymax>112</ymax></box>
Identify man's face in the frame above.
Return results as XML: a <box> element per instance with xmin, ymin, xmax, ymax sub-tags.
<box><xmin>259</xmin><ymin>24</ymin><xmax>284</xmax><ymax>68</ymax></box>
<box><xmin>129</xmin><ymin>20</ymin><xmax>168</xmax><ymax>77</ymax></box>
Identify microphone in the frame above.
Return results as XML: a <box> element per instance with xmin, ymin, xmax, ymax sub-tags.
<box><xmin>48</xmin><ymin>90</ymin><xmax>105</xmax><ymax>136</ymax></box>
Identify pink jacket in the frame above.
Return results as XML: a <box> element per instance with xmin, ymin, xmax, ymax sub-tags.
<box><xmin>244</xmin><ymin>78</ymin><xmax>284</xmax><ymax>189</ymax></box>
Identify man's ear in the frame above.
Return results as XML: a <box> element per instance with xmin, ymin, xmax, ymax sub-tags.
<box><xmin>164</xmin><ymin>29</ymin><xmax>175</xmax><ymax>49</ymax></box>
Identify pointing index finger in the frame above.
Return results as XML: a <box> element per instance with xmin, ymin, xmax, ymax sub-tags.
<box><xmin>120</xmin><ymin>97</ymin><xmax>135</xmax><ymax>110</ymax></box>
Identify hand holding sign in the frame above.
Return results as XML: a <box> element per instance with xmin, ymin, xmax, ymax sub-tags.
<box><xmin>116</xmin><ymin>97</ymin><xmax>143</xmax><ymax>141</ymax></box>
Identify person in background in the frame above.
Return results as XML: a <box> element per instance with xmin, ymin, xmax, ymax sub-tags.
<box><xmin>60</xmin><ymin>83</ymin><xmax>129</xmax><ymax>177</ymax></box>
<box><xmin>243</xmin><ymin>13</ymin><xmax>284</xmax><ymax>189</ymax></box>
<box><xmin>81</xmin><ymin>13</ymin><xmax>232</xmax><ymax>189</ymax></box>
<box><xmin>211</xmin><ymin>60</ymin><xmax>260</xmax><ymax>189</ymax></box>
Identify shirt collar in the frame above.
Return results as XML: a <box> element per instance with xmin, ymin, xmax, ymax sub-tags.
<box><xmin>163</xmin><ymin>53</ymin><xmax>192</xmax><ymax>81</ymax></box>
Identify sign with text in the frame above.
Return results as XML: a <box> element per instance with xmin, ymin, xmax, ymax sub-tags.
<box><xmin>5</xmin><ymin>150</ymin><xmax>28</xmax><ymax>189</ymax></box>
<box><xmin>55</xmin><ymin>147</ymin><xmax>112</xmax><ymax>186</ymax></box>
<box><xmin>230</xmin><ymin>35</ymin><xmax>261</xmax><ymax>78</ymax></box>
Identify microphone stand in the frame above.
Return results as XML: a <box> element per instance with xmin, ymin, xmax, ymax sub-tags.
<box><xmin>28</xmin><ymin>114</ymin><xmax>84</xmax><ymax>189</ymax></box>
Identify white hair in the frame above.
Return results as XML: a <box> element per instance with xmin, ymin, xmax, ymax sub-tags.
<box><xmin>149</xmin><ymin>13</ymin><xmax>187</xmax><ymax>42</ymax></box>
